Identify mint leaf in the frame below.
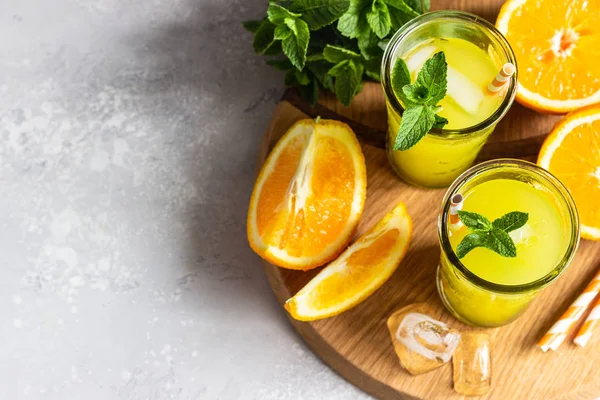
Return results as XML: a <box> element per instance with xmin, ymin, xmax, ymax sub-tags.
<box><xmin>390</xmin><ymin>52</ymin><xmax>448</xmax><ymax>149</ymax></box>
<box><xmin>276</xmin><ymin>18</ymin><xmax>310</xmax><ymax>70</ymax></box>
<box><xmin>300</xmin><ymin>78</ymin><xmax>320</xmax><ymax>106</ymax></box>
<box><xmin>285</xmin><ymin>16</ymin><xmax>305</xmax><ymax>36</ymax></box>
<box><xmin>367</xmin><ymin>0</ymin><xmax>391</xmax><ymax>39</ymax></box>
<box><xmin>328</xmin><ymin>59</ymin><xmax>348</xmax><ymax>76</ymax></box>
<box><xmin>402</xmin><ymin>84</ymin><xmax>428</xmax><ymax>104</ymax></box>
<box><xmin>264</xmin><ymin>41</ymin><xmax>283</xmax><ymax>56</ymax></box>
<box><xmin>364</xmin><ymin>58</ymin><xmax>381</xmax><ymax>80</ymax></box>
<box><xmin>455</xmin><ymin>210</ymin><xmax>525</xmax><ymax>259</ymax></box>
<box><xmin>416</xmin><ymin>51</ymin><xmax>447</xmax><ymax>105</ymax></box>
<box><xmin>433</xmin><ymin>114</ymin><xmax>448</xmax><ymax>129</ymax></box>
<box><xmin>307</xmin><ymin>59</ymin><xmax>335</xmax><ymax>90</ymax></box>
<box><xmin>405</xmin><ymin>0</ymin><xmax>429</xmax><ymax>12</ymax></box>
<box><xmin>295</xmin><ymin>69</ymin><xmax>311</xmax><ymax>85</ymax></box>
<box><xmin>384</xmin><ymin>0</ymin><xmax>420</xmax><ymax>17</ymax></box>
<box><xmin>323</xmin><ymin>45</ymin><xmax>361</xmax><ymax>63</ymax></box>
<box><xmin>357</xmin><ymin>29</ymin><xmax>382</xmax><ymax>60</ymax></box>
<box><xmin>457</xmin><ymin>210</ymin><xmax>492</xmax><ymax>231</ymax></box>
<box><xmin>489</xmin><ymin>228</ymin><xmax>517</xmax><ymax>258</ymax></box>
<box><xmin>391</xmin><ymin>58</ymin><xmax>413</xmax><ymax>105</ymax></box>
<box><xmin>393</xmin><ymin>105</ymin><xmax>435</xmax><ymax>150</ymax></box>
<box><xmin>267</xmin><ymin>4</ymin><xmax>301</xmax><ymax>24</ymax></box>
<box><xmin>243</xmin><ymin>20</ymin><xmax>263</xmax><ymax>33</ymax></box>
<box><xmin>388</xmin><ymin>6</ymin><xmax>413</xmax><ymax>29</ymax></box>
<box><xmin>274</xmin><ymin>23</ymin><xmax>292</xmax><ymax>40</ymax></box>
<box><xmin>365</xmin><ymin>68</ymin><xmax>380</xmax><ymax>80</ymax></box>
<box><xmin>337</xmin><ymin>13</ymin><xmax>362</xmax><ymax>38</ymax></box>
<box><xmin>378</xmin><ymin>39</ymin><xmax>389</xmax><ymax>51</ymax></box>
<box><xmin>266</xmin><ymin>59</ymin><xmax>294</xmax><ymax>70</ymax></box>
<box><xmin>337</xmin><ymin>0</ymin><xmax>370</xmax><ymax>38</ymax></box>
<box><xmin>306</xmin><ymin>53</ymin><xmax>326</xmax><ymax>62</ymax></box>
<box><xmin>455</xmin><ymin>227</ymin><xmax>517</xmax><ymax>259</ymax></box>
<box><xmin>323</xmin><ymin>74</ymin><xmax>335</xmax><ymax>90</ymax></box>
<box><xmin>329</xmin><ymin>60</ymin><xmax>363</xmax><ymax>106</ymax></box>
<box><xmin>292</xmin><ymin>0</ymin><xmax>351</xmax><ymax>30</ymax></box>
<box><xmin>456</xmin><ymin>232</ymin><xmax>487</xmax><ymax>259</ymax></box>
<box><xmin>492</xmin><ymin>212</ymin><xmax>529</xmax><ymax>233</ymax></box>
<box><xmin>253</xmin><ymin>20</ymin><xmax>277</xmax><ymax>54</ymax></box>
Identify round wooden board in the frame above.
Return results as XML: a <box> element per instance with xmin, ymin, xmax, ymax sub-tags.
<box><xmin>257</xmin><ymin>2</ymin><xmax>600</xmax><ymax>398</ymax></box>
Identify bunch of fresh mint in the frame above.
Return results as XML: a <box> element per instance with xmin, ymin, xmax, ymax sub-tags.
<box><xmin>243</xmin><ymin>0</ymin><xmax>430</xmax><ymax>106</ymax></box>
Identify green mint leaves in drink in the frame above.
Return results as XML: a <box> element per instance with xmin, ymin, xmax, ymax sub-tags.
<box><xmin>391</xmin><ymin>51</ymin><xmax>449</xmax><ymax>151</ymax></box>
<box><xmin>455</xmin><ymin>210</ymin><xmax>529</xmax><ymax>259</ymax></box>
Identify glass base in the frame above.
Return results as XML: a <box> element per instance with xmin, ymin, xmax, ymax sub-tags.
<box><xmin>436</xmin><ymin>265</ymin><xmax>518</xmax><ymax>328</ymax></box>
<box><xmin>386</xmin><ymin>152</ymin><xmax>453</xmax><ymax>189</ymax></box>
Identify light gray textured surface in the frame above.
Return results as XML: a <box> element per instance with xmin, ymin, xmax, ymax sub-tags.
<box><xmin>0</xmin><ymin>0</ymin><xmax>371</xmax><ymax>399</ymax></box>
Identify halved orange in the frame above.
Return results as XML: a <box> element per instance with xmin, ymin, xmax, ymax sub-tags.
<box><xmin>285</xmin><ymin>203</ymin><xmax>412</xmax><ymax>321</ymax></box>
<box><xmin>496</xmin><ymin>0</ymin><xmax>600</xmax><ymax>113</ymax></box>
<box><xmin>247</xmin><ymin>119</ymin><xmax>367</xmax><ymax>270</ymax></box>
<box><xmin>538</xmin><ymin>103</ymin><xmax>600</xmax><ymax>240</ymax></box>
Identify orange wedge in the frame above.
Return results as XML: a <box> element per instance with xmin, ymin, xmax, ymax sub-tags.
<box><xmin>496</xmin><ymin>0</ymin><xmax>600</xmax><ymax>113</ymax></box>
<box><xmin>538</xmin><ymin>103</ymin><xmax>600</xmax><ymax>240</ymax></box>
<box><xmin>247</xmin><ymin>119</ymin><xmax>367</xmax><ymax>270</ymax></box>
<box><xmin>285</xmin><ymin>203</ymin><xmax>412</xmax><ymax>321</ymax></box>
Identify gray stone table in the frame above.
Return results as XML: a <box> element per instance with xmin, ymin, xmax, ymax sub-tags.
<box><xmin>0</xmin><ymin>0</ymin><xmax>371</xmax><ymax>398</ymax></box>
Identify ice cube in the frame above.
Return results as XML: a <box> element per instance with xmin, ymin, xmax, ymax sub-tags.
<box><xmin>399</xmin><ymin>314</ymin><xmax>460</xmax><ymax>363</ymax></box>
<box><xmin>446</xmin><ymin>66</ymin><xmax>485</xmax><ymax>115</ymax></box>
<box><xmin>404</xmin><ymin>45</ymin><xmax>436</xmax><ymax>76</ymax></box>
<box><xmin>387</xmin><ymin>303</ymin><xmax>461</xmax><ymax>375</ymax></box>
<box><xmin>453</xmin><ymin>332</ymin><xmax>491</xmax><ymax>396</ymax></box>
<box><xmin>509</xmin><ymin>223</ymin><xmax>538</xmax><ymax>247</ymax></box>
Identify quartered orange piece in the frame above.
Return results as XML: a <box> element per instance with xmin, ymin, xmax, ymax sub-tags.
<box><xmin>285</xmin><ymin>203</ymin><xmax>413</xmax><ymax>321</ymax></box>
<box><xmin>247</xmin><ymin>119</ymin><xmax>367</xmax><ymax>270</ymax></box>
<box><xmin>538</xmin><ymin>103</ymin><xmax>600</xmax><ymax>240</ymax></box>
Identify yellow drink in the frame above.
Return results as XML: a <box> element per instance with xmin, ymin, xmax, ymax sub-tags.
<box><xmin>437</xmin><ymin>160</ymin><xmax>579</xmax><ymax>327</ymax></box>
<box><xmin>395</xmin><ymin>37</ymin><xmax>503</xmax><ymax>130</ymax></box>
<box><xmin>386</xmin><ymin>37</ymin><xmax>501</xmax><ymax>187</ymax></box>
<box><xmin>449</xmin><ymin>179</ymin><xmax>567</xmax><ymax>285</ymax></box>
<box><xmin>381</xmin><ymin>12</ymin><xmax>517</xmax><ymax>188</ymax></box>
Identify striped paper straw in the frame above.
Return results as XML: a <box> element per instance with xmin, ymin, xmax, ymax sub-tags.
<box><xmin>538</xmin><ymin>271</ymin><xmax>600</xmax><ymax>352</ymax></box>
<box><xmin>574</xmin><ymin>295</ymin><xmax>600</xmax><ymax>347</ymax></box>
<box><xmin>449</xmin><ymin>194</ymin><xmax>464</xmax><ymax>226</ymax></box>
<box><xmin>487</xmin><ymin>63</ymin><xmax>516</xmax><ymax>94</ymax></box>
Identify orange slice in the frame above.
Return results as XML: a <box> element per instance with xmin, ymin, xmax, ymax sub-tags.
<box><xmin>285</xmin><ymin>203</ymin><xmax>412</xmax><ymax>321</ymax></box>
<box><xmin>496</xmin><ymin>0</ymin><xmax>600</xmax><ymax>113</ymax></box>
<box><xmin>247</xmin><ymin>119</ymin><xmax>367</xmax><ymax>270</ymax></box>
<box><xmin>538</xmin><ymin>103</ymin><xmax>600</xmax><ymax>240</ymax></box>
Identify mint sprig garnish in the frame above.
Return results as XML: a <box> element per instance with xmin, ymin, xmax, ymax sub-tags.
<box><xmin>243</xmin><ymin>0</ymin><xmax>430</xmax><ymax>106</ymax></box>
<box><xmin>391</xmin><ymin>51</ymin><xmax>449</xmax><ymax>150</ymax></box>
<box><xmin>455</xmin><ymin>210</ymin><xmax>529</xmax><ymax>259</ymax></box>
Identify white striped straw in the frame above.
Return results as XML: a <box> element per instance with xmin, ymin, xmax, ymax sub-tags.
<box><xmin>538</xmin><ymin>271</ymin><xmax>600</xmax><ymax>351</ymax></box>
<box><xmin>449</xmin><ymin>194</ymin><xmax>464</xmax><ymax>227</ymax></box>
<box><xmin>487</xmin><ymin>63</ymin><xmax>516</xmax><ymax>94</ymax></box>
<box><xmin>574</xmin><ymin>295</ymin><xmax>600</xmax><ymax>347</ymax></box>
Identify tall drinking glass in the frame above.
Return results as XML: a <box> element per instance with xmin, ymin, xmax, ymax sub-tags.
<box><xmin>381</xmin><ymin>11</ymin><xmax>517</xmax><ymax>188</ymax></box>
<box><xmin>437</xmin><ymin>159</ymin><xmax>580</xmax><ymax>327</ymax></box>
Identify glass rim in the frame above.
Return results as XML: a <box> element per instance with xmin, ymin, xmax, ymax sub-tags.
<box><xmin>381</xmin><ymin>10</ymin><xmax>518</xmax><ymax>138</ymax></box>
<box><xmin>437</xmin><ymin>159</ymin><xmax>581</xmax><ymax>294</ymax></box>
